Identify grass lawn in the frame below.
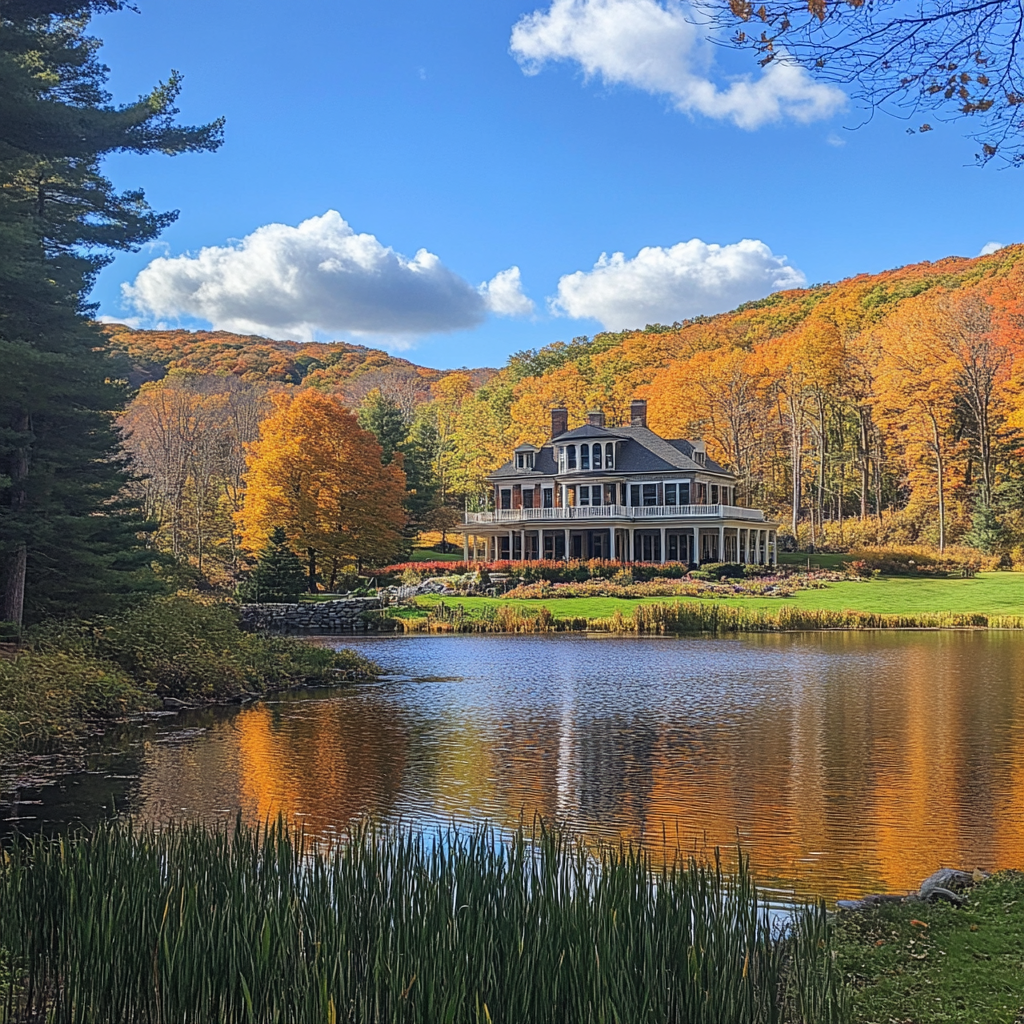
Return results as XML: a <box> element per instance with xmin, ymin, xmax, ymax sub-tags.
<box><xmin>416</xmin><ymin>572</ymin><xmax>1022</xmax><ymax>620</ymax></box>
<box><xmin>835</xmin><ymin>872</ymin><xmax>1024</xmax><ymax>1024</ymax></box>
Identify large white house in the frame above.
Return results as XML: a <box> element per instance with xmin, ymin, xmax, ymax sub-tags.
<box><xmin>459</xmin><ymin>400</ymin><xmax>779</xmax><ymax>565</ymax></box>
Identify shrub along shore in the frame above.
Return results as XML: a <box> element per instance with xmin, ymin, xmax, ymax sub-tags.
<box><xmin>0</xmin><ymin>817</ymin><xmax>848</xmax><ymax>1024</ymax></box>
<box><xmin>0</xmin><ymin>596</ymin><xmax>377</xmax><ymax>753</ymax></box>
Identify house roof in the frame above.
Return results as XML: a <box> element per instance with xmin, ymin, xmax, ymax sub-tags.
<box><xmin>487</xmin><ymin>424</ymin><xmax>733</xmax><ymax>481</ymax></box>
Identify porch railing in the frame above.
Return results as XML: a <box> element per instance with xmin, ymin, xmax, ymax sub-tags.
<box><xmin>463</xmin><ymin>504</ymin><xmax>767</xmax><ymax>526</ymax></box>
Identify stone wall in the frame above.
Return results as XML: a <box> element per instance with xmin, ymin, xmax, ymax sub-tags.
<box><xmin>240</xmin><ymin>597</ymin><xmax>382</xmax><ymax>634</ymax></box>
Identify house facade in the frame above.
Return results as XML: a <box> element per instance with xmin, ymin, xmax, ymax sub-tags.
<box><xmin>459</xmin><ymin>400</ymin><xmax>779</xmax><ymax>565</ymax></box>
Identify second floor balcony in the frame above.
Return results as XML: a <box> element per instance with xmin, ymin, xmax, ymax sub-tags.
<box><xmin>464</xmin><ymin>504</ymin><xmax>767</xmax><ymax>526</ymax></box>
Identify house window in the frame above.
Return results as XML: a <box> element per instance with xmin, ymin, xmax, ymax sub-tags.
<box><xmin>523</xmin><ymin>488</ymin><xmax>534</xmax><ymax>509</ymax></box>
<box><xmin>558</xmin><ymin>447</ymin><xmax>566</xmax><ymax>472</ymax></box>
<box><xmin>579</xmin><ymin>485</ymin><xmax>591</xmax><ymax>506</ymax></box>
<box><xmin>500</xmin><ymin>489</ymin><xmax>512</xmax><ymax>510</ymax></box>
<box><xmin>642</xmin><ymin>484</ymin><xmax>658</xmax><ymax>506</ymax></box>
<box><xmin>605</xmin><ymin>443</ymin><xmax>614</xmax><ymax>470</ymax></box>
<box><xmin>665</xmin><ymin>483</ymin><xmax>677</xmax><ymax>506</ymax></box>
<box><xmin>581</xmin><ymin>445</ymin><xmax>590</xmax><ymax>470</ymax></box>
<box><xmin>620</xmin><ymin>482</ymin><xmax>627</xmax><ymax>505</ymax></box>
<box><xmin>630</xmin><ymin>484</ymin><xmax>640</xmax><ymax>507</ymax></box>
<box><xmin>592</xmin><ymin>443</ymin><xmax>602</xmax><ymax>469</ymax></box>
<box><xmin>591</xmin><ymin>485</ymin><xmax>602</xmax><ymax>506</ymax></box>
<box><xmin>679</xmin><ymin>482</ymin><xmax>690</xmax><ymax>505</ymax></box>
<box><xmin>567</xmin><ymin>445</ymin><xmax>577</xmax><ymax>469</ymax></box>
<box><xmin>543</xmin><ymin>487</ymin><xmax>553</xmax><ymax>508</ymax></box>
<box><xmin>711</xmin><ymin>485</ymin><xmax>719</xmax><ymax>504</ymax></box>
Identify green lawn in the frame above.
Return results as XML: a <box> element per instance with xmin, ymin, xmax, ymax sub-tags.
<box><xmin>835</xmin><ymin>872</ymin><xmax>1024</xmax><ymax>1024</ymax></box>
<box><xmin>419</xmin><ymin>572</ymin><xmax>1022</xmax><ymax>620</ymax></box>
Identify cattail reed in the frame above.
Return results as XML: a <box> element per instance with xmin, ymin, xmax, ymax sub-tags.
<box><xmin>0</xmin><ymin>818</ymin><xmax>849</xmax><ymax>1023</ymax></box>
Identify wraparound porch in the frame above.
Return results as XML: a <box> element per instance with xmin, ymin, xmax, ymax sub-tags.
<box><xmin>459</xmin><ymin>523</ymin><xmax>778</xmax><ymax>565</ymax></box>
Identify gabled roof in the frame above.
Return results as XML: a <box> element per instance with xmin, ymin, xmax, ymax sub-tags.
<box><xmin>487</xmin><ymin>424</ymin><xmax>733</xmax><ymax>481</ymax></box>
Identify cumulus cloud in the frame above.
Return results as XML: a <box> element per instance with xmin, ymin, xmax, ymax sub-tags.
<box><xmin>552</xmin><ymin>238</ymin><xmax>806</xmax><ymax>329</ymax></box>
<box><xmin>510</xmin><ymin>0</ymin><xmax>845</xmax><ymax>129</ymax></box>
<box><xmin>479</xmin><ymin>266</ymin><xmax>535</xmax><ymax>316</ymax></box>
<box><xmin>123</xmin><ymin>211</ymin><xmax>532</xmax><ymax>343</ymax></box>
<box><xmin>979</xmin><ymin>241</ymin><xmax>1006</xmax><ymax>256</ymax></box>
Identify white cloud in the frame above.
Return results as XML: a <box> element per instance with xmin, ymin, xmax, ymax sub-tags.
<box><xmin>479</xmin><ymin>266</ymin><xmax>535</xmax><ymax>316</ymax></box>
<box><xmin>979</xmin><ymin>241</ymin><xmax>1006</xmax><ymax>256</ymax></box>
<box><xmin>97</xmin><ymin>314</ymin><xmax>145</xmax><ymax>329</ymax></box>
<box><xmin>510</xmin><ymin>0</ymin><xmax>845</xmax><ymax>129</ymax></box>
<box><xmin>551</xmin><ymin>238</ymin><xmax>806</xmax><ymax>329</ymax></box>
<box><xmin>122</xmin><ymin>211</ymin><xmax>532</xmax><ymax>344</ymax></box>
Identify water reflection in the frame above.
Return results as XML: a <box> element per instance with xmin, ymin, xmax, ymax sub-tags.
<box><xmin>5</xmin><ymin>632</ymin><xmax>1024</xmax><ymax>901</ymax></box>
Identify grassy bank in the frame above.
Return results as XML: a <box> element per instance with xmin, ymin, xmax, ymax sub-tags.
<box><xmin>0</xmin><ymin>596</ymin><xmax>377</xmax><ymax>752</ymax></box>
<box><xmin>834</xmin><ymin>872</ymin><xmax>1024</xmax><ymax>1023</ymax></box>
<box><xmin>382</xmin><ymin>587</ymin><xmax>1024</xmax><ymax>635</ymax></box>
<box><xmin>0</xmin><ymin>818</ymin><xmax>848</xmax><ymax>1024</ymax></box>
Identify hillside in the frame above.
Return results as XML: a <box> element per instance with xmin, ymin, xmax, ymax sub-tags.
<box><xmin>101</xmin><ymin>325</ymin><xmax>495</xmax><ymax>409</ymax></box>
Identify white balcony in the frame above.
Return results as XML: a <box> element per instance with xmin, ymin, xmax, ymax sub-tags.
<box><xmin>463</xmin><ymin>504</ymin><xmax>766</xmax><ymax>526</ymax></box>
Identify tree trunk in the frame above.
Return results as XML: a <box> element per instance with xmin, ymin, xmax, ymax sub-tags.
<box><xmin>307</xmin><ymin>547</ymin><xmax>318</xmax><ymax>593</ymax></box>
<box><xmin>789</xmin><ymin>395</ymin><xmax>802</xmax><ymax>540</ymax></box>
<box><xmin>859</xmin><ymin>407</ymin><xmax>870</xmax><ymax>521</ymax></box>
<box><xmin>1</xmin><ymin>543</ymin><xmax>27</xmax><ymax>627</ymax></box>
<box><xmin>930</xmin><ymin>412</ymin><xmax>946</xmax><ymax>554</ymax></box>
<box><xmin>1</xmin><ymin>411</ymin><xmax>31</xmax><ymax>626</ymax></box>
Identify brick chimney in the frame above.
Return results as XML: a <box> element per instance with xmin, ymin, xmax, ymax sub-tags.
<box><xmin>550</xmin><ymin>407</ymin><xmax>569</xmax><ymax>438</ymax></box>
<box><xmin>587</xmin><ymin>409</ymin><xmax>605</xmax><ymax>427</ymax></box>
<box><xmin>630</xmin><ymin>399</ymin><xmax>647</xmax><ymax>429</ymax></box>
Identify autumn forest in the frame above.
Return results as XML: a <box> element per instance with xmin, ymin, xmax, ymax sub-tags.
<box><xmin>108</xmin><ymin>243</ymin><xmax>1024</xmax><ymax>586</ymax></box>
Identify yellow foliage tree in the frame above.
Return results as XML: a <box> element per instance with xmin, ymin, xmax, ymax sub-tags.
<box><xmin>237</xmin><ymin>390</ymin><xmax>407</xmax><ymax>589</ymax></box>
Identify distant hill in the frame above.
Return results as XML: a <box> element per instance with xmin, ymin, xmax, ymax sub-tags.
<box><xmin>100</xmin><ymin>325</ymin><xmax>496</xmax><ymax>409</ymax></box>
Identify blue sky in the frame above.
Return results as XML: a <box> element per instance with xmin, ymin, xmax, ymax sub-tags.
<box><xmin>92</xmin><ymin>0</ymin><xmax>1023</xmax><ymax>370</ymax></box>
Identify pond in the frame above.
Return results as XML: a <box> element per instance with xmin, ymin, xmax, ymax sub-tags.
<box><xmin>3</xmin><ymin>631</ymin><xmax>1023</xmax><ymax>902</ymax></box>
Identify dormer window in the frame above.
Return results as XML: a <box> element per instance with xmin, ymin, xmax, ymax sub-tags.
<box><xmin>581</xmin><ymin>445</ymin><xmax>590</xmax><ymax>470</ymax></box>
<box><xmin>515</xmin><ymin>449</ymin><xmax>536</xmax><ymax>469</ymax></box>
<box><xmin>605</xmin><ymin>442</ymin><xmax>614</xmax><ymax>470</ymax></box>
<box><xmin>695</xmin><ymin>451</ymin><xmax>706</xmax><ymax>466</ymax></box>
<box><xmin>592</xmin><ymin>443</ymin><xmax>602</xmax><ymax>469</ymax></box>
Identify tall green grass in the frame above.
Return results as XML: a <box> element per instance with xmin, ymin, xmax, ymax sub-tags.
<box><xmin>0</xmin><ymin>818</ymin><xmax>848</xmax><ymax>1023</ymax></box>
<box><xmin>389</xmin><ymin>599</ymin><xmax>1024</xmax><ymax>635</ymax></box>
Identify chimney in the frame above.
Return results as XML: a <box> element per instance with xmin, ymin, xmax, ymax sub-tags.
<box><xmin>550</xmin><ymin>407</ymin><xmax>569</xmax><ymax>438</ymax></box>
<box><xmin>630</xmin><ymin>399</ymin><xmax>647</xmax><ymax>429</ymax></box>
<box><xmin>587</xmin><ymin>409</ymin><xmax>605</xmax><ymax>428</ymax></box>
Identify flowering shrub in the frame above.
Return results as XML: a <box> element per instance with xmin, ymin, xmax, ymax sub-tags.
<box><xmin>501</xmin><ymin>569</ymin><xmax>851</xmax><ymax>601</ymax></box>
<box><xmin>843</xmin><ymin>545</ymin><xmax>995</xmax><ymax>577</ymax></box>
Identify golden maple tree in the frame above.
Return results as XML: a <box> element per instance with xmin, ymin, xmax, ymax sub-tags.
<box><xmin>237</xmin><ymin>390</ymin><xmax>407</xmax><ymax>588</ymax></box>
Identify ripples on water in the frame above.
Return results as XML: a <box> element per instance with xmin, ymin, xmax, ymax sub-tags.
<box><xmin>4</xmin><ymin>632</ymin><xmax>1023</xmax><ymax>902</ymax></box>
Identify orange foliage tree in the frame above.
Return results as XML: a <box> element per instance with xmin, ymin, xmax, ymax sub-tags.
<box><xmin>237</xmin><ymin>390</ymin><xmax>406</xmax><ymax>589</ymax></box>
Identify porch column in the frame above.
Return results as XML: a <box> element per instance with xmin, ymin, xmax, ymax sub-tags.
<box><xmin>520</xmin><ymin>529</ymin><xmax>526</xmax><ymax>561</ymax></box>
<box><xmin>631</xmin><ymin>529</ymin><xmax>637</xmax><ymax>563</ymax></box>
<box><xmin>659</xmin><ymin>526</ymin><xmax>666</xmax><ymax>564</ymax></box>
<box><xmin>564</xmin><ymin>528</ymin><xmax>570</xmax><ymax>562</ymax></box>
<box><xmin>463</xmin><ymin>534</ymin><xmax>469</xmax><ymax>561</ymax></box>
<box><xmin>759</xmin><ymin>529</ymin><xmax>766</xmax><ymax>565</ymax></box>
<box><xmin>771</xmin><ymin>531</ymin><xmax>777</xmax><ymax>565</ymax></box>
<box><xmin>609</xmin><ymin>527</ymin><xmax>615</xmax><ymax>562</ymax></box>
<box><xmin>694</xmin><ymin>529</ymin><xmax>701</xmax><ymax>566</ymax></box>
<box><xmin>508</xmin><ymin>529</ymin><xmax>514</xmax><ymax>562</ymax></box>
<box><xmin>718</xmin><ymin>524</ymin><xmax>725</xmax><ymax>563</ymax></box>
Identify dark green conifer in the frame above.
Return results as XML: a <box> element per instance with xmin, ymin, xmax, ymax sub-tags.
<box><xmin>237</xmin><ymin>528</ymin><xmax>307</xmax><ymax>603</ymax></box>
<box><xmin>357</xmin><ymin>391</ymin><xmax>408</xmax><ymax>466</ymax></box>
<box><xmin>0</xmin><ymin>1</ymin><xmax>222</xmax><ymax>624</ymax></box>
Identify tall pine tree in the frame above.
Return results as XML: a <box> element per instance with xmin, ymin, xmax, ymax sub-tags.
<box><xmin>0</xmin><ymin>1</ymin><xmax>222</xmax><ymax>624</ymax></box>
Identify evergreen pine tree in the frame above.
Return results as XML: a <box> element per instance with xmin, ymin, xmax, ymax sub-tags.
<box><xmin>0</xmin><ymin>1</ymin><xmax>222</xmax><ymax>624</ymax></box>
<box><xmin>357</xmin><ymin>390</ymin><xmax>408</xmax><ymax>466</ymax></box>
<box><xmin>237</xmin><ymin>528</ymin><xmax>307</xmax><ymax>603</ymax></box>
<box><xmin>963</xmin><ymin>502</ymin><xmax>1002</xmax><ymax>554</ymax></box>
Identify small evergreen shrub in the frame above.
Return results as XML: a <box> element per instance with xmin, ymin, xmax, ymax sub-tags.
<box><xmin>236</xmin><ymin>527</ymin><xmax>308</xmax><ymax>603</ymax></box>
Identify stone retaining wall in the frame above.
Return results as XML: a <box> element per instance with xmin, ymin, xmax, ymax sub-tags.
<box><xmin>240</xmin><ymin>597</ymin><xmax>382</xmax><ymax>634</ymax></box>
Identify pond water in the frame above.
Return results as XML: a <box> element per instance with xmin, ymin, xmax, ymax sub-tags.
<box><xmin>3</xmin><ymin>631</ymin><xmax>1024</xmax><ymax>902</ymax></box>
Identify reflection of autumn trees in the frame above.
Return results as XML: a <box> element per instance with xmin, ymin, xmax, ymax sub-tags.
<box><xmin>146</xmin><ymin>634</ymin><xmax>1024</xmax><ymax>901</ymax></box>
